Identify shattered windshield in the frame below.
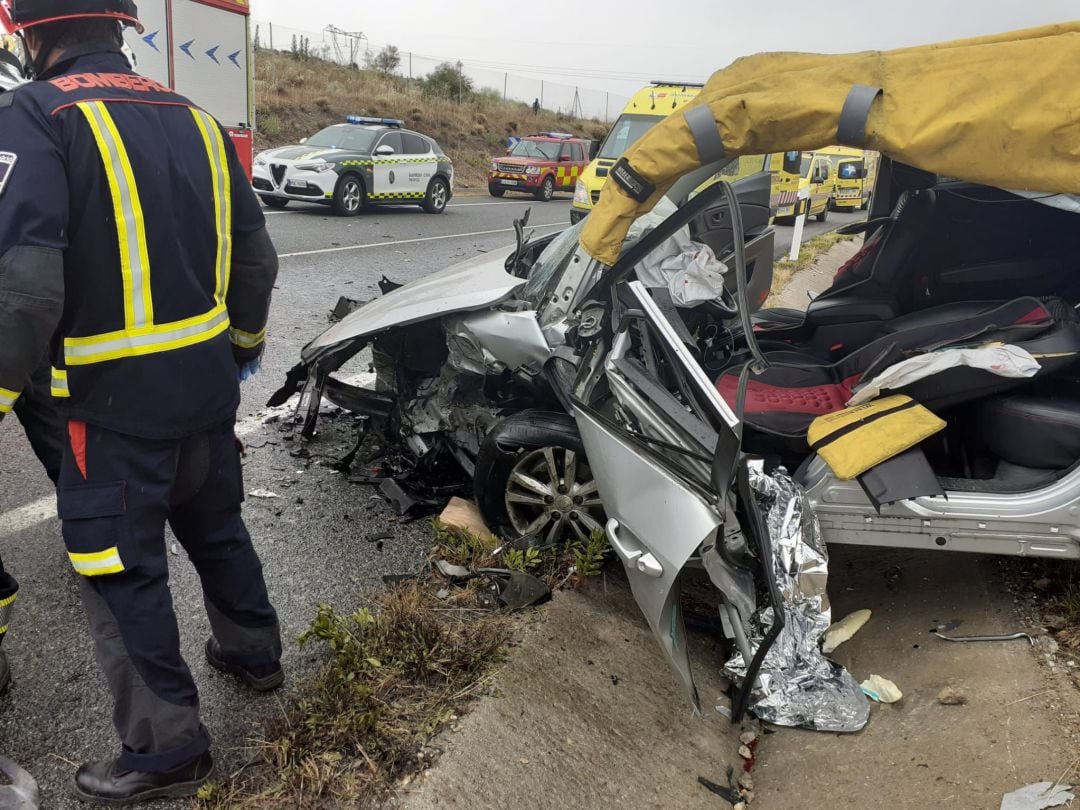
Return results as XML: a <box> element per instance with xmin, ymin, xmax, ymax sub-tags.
<box><xmin>522</xmin><ymin>220</ymin><xmax>586</xmax><ymax>305</ymax></box>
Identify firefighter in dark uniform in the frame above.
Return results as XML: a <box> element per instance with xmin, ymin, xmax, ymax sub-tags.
<box><xmin>0</xmin><ymin>0</ymin><xmax>284</xmax><ymax>803</ymax></box>
<box><xmin>0</xmin><ymin>40</ymin><xmax>64</xmax><ymax>698</ymax></box>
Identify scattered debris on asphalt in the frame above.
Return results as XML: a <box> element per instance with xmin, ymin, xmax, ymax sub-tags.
<box><xmin>822</xmin><ymin>609</ymin><xmax>872</xmax><ymax>654</ymax></box>
<box><xmin>937</xmin><ymin>687</ymin><xmax>969</xmax><ymax>706</ymax></box>
<box><xmin>936</xmin><ymin>631</ymin><xmax>1035</xmax><ymax>646</ymax></box>
<box><xmin>860</xmin><ymin>675</ymin><xmax>903</xmax><ymax>704</ymax></box>
<box><xmin>0</xmin><ymin>756</ymin><xmax>40</xmax><ymax>810</ymax></box>
<box><xmin>247</xmin><ymin>489</ymin><xmax>281</xmax><ymax>499</ymax></box>
<box><xmin>1000</xmin><ymin>780</ymin><xmax>1075</xmax><ymax>810</ymax></box>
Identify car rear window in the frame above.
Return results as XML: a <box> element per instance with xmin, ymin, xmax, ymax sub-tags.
<box><xmin>403</xmin><ymin>133</ymin><xmax>430</xmax><ymax>155</ymax></box>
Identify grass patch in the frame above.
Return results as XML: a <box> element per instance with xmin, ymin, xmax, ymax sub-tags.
<box><xmin>195</xmin><ymin>581</ymin><xmax>510</xmax><ymax>809</ymax></box>
<box><xmin>195</xmin><ymin>521</ymin><xmax>610</xmax><ymax>808</ymax></box>
<box><xmin>767</xmin><ymin>230</ymin><xmax>857</xmax><ymax>305</ymax></box>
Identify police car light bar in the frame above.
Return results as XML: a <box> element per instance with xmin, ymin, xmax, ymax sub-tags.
<box><xmin>346</xmin><ymin>115</ymin><xmax>404</xmax><ymax>128</ymax></box>
<box><xmin>531</xmin><ymin>132</ymin><xmax>575</xmax><ymax>139</ymax></box>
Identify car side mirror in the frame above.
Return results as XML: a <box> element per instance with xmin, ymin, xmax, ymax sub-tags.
<box><xmin>560</xmin><ymin>154</ymin><xmax>572</xmax><ymax>162</ymax></box>
<box><xmin>375</xmin><ymin>145</ymin><xmax>395</xmax><ymax>157</ymax></box>
<box><xmin>299</xmin><ymin>137</ymin><xmax>307</xmax><ymax>144</ymax></box>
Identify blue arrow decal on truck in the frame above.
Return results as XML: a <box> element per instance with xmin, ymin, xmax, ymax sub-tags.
<box><xmin>228</xmin><ymin>50</ymin><xmax>241</xmax><ymax>67</ymax></box>
<box><xmin>206</xmin><ymin>45</ymin><xmax>220</xmax><ymax>64</ymax></box>
<box><xmin>143</xmin><ymin>30</ymin><xmax>160</xmax><ymax>51</ymax></box>
<box><xmin>180</xmin><ymin>39</ymin><xmax>194</xmax><ymax>59</ymax></box>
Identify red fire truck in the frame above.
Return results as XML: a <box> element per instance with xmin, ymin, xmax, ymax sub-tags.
<box><xmin>0</xmin><ymin>0</ymin><xmax>255</xmax><ymax>175</ymax></box>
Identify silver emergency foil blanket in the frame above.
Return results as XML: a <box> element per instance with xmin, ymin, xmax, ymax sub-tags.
<box><xmin>723</xmin><ymin>467</ymin><xmax>870</xmax><ymax>732</ymax></box>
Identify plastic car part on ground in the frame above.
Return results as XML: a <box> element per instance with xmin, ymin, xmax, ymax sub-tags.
<box><xmin>860</xmin><ymin>674</ymin><xmax>903</xmax><ymax>704</ymax></box>
<box><xmin>846</xmin><ymin>344</ymin><xmax>1041</xmax><ymax>407</ymax></box>
<box><xmin>822</xmin><ymin>609</ymin><xmax>872</xmax><ymax>654</ymax></box>
<box><xmin>0</xmin><ymin>757</ymin><xmax>40</xmax><ymax>809</ymax></box>
<box><xmin>722</xmin><ymin>466</ymin><xmax>870</xmax><ymax>733</ymax></box>
<box><xmin>1000</xmin><ymin>781</ymin><xmax>1075</xmax><ymax>810</ymax></box>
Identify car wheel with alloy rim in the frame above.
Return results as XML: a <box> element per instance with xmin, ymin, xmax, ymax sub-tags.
<box><xmin>332</xmin><ymin>174</ymin><xmax>364</xmax><ymax>217</ymax></box>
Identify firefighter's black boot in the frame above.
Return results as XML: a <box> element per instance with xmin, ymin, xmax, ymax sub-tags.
<box><xmin>73</xmin><ymin>751</ymin><xmax>213</xmax><ymax>806</ymax></box>
<box><xmin>205</xmin><ymin>637</ymin><xmax>284</xmax><ymax>692</ymax></box>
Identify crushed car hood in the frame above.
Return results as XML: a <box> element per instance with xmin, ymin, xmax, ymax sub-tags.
<box><xmin>303</xmin><ymin>245</ymin><xmax>526</xmax><ymax>362</ymax></box>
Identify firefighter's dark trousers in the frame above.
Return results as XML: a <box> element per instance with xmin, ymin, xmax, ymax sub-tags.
<box><xmin>58</xmin><ymin>417</ymin><xmax>281</xmax><ymax>773</ymax></box>
<box><xmin>0</xmin><ymin>560</ymin><xmax>15</xmax><ymax>647</ymax></box>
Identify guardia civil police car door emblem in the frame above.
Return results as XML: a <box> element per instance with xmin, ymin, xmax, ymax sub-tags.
<box><xmin>251</xmin><ymin>116</ymin><xmax>454</xmax><ymax>216</ymax></box>
<box><xmin>0</xmin><ymin>152</ymin><xmax>17</xmax><ymax>196</ymax></box>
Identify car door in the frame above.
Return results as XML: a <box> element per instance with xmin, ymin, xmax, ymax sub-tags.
<box><xmin>372</xmin><ymin>131</ymin><xmax>404</xmax><ymax>199</ymax></box>
<box><xmin>402</xmin><ymin>132</ymin><xmax>437</xmax><ymax>197</ymax></box>
<box><xmin>563</xmin><ymin>173</ymin><xmax>770</xmax><ymax>708</ymax></box>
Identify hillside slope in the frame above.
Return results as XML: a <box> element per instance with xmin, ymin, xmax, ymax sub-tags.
<box><xmin>254</xmin><ymin>49</ymin><xmax>608</xmax><ymax>189</ymax></box>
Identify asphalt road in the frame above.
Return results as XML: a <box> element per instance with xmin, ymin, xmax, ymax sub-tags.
<box><xmin>0</xmin><ymin>194</ymin><xmax>574</xmax><ymax>808</ymax></box>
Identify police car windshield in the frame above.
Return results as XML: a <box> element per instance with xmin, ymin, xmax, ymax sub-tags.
<box><xmin>305</xmin><ymin>126</ymin><xmax>380</xmax><ymax>152</ymax></box>
<box><xmin>597</xmin><ymin>114</ymin><xmax>657</xmax><ymax>160</ymax></box>
<box><xmin>511</xmin><ymin>140</ymin><xmax>563</xmax><ymax>161</ymax></box>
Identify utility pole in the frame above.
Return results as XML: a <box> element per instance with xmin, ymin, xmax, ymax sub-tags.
<box><xmin>268</xmin><ymin>22</ymin><xmax>273</xmax><ymax>50</ymax></box>
<box><xmin>503</xmin><ymin>72</ymin><xmax>508</xmax><ymax>101</ymax></box>
<box><xmin>409</xmin><ymin>52</ymin><xmax>412</xmax><ymax>80</ymax></box>
<box><xmin>324</xmin><ymin>25</ymin><xmax>366</xmax><ymax>65</ymax></box>
<box><xmin>540</xmin><ymin>80</ymin><xmax>544</xmax><ymax>110</ymax></box>
<box><xmin>605</xmin><ymin>92</ymin><xmax>609</xmax><ymax>122</ymax></box>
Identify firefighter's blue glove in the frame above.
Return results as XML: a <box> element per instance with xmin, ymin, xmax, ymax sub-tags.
<box><xmin>238</xmin><ymin>357</ymin><xmax>262</xmax><ymax>383</ymax></box>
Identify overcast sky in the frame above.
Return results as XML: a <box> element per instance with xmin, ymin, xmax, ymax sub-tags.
<box><xmin>249</xmin><ymin>1</ymin><xmax>1078</xmax><ymax>116</ymax></box>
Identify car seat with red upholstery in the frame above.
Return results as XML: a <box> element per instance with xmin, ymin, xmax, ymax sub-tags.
<box><xmin>716</xmin><ymin>296</ymin><xmax>1080</xmax><ymax>440</ymax></box>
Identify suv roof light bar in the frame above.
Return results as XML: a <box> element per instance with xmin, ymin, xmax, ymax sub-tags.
<box><xmin>528</xmin><ymin>131</ymin><xmax>576</xmax><ymax>139</ymax></box>
<box><xmin>346</xmin><ymin>115</ymin><xmax>404</xmax><ymax>128</ymax></box>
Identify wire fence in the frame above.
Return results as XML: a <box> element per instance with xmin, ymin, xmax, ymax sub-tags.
<box><xmin>251</xmin><ymin>19</ymin><xmax>629</xmax><ymax>122</ymax></box>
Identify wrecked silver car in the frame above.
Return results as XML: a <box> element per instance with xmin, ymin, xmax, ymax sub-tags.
<box><xmin>276</xmin><ymin>22</ymin><xmax>1080</xmax><ymax>729</ymax></box>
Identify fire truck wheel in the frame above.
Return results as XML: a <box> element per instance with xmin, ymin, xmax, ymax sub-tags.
<box><xmin>488</xmin><ymin>187</ymin><xmax>506</xmax><ymax>198</ymax></box>
<box><xmin>333</xmin><ymin>174</ymin><xmax>365</xmax><ymax>217</ymax></box>
<box><xmin>423</xmin><ymin>177</ymin><xmax>450</xmax><ymax>214</ymax></box>
<box><xmin>260</xmin><ymin>196</ymin><xmax>289</xmax><ymax>209</ymax></box>
<box><xmin>534</xmin><ymin>175</ymin><xmax>555</xmax><ymax>202</ymax></box>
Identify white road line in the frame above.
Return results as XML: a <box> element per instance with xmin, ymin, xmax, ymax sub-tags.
<box><xmin>263</xmin><ymin>200</ymin><xmax>566</xmax><ymax>216</ymax></box>
<box><xmin>0</xmin><ymin>373</ymin><xmax>377</xmax><ymax>540</ymax></box>
<box><xmin>277</xmin><ymin>222</ymin><xmax>566</xmax><ymax>259</ymax></box>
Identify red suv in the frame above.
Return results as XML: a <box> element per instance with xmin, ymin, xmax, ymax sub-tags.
<box><xmin>488</xmin><ymin>133</ymin><xmax>591</xmax><ymax>201</ymax></box>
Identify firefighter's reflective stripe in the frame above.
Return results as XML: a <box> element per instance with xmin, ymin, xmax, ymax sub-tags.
<box><xmin>229</xmin><ymin>325</ymin><xmax>265</xmax><ymax>350</ymax></box>
<box><xmin>64</xmin><ymin>103</ymin><xmax>234</xmax><ymax>367</ymax></box>
<box><xmin>190</xmin><ymin>108</ymin><xmax>232</xmax><ymax>305</ymax></box>
<box><xmin>0</xmin><ymin>591</ymin><xmax>15</xmax><ymax>635</ymax></box>
<box><xmin>0</xmin><ymin>387</ymin><xmax>17</xmax><ymax>414</ymax></box>
<box><xmin>51</xmin><ymin>368</ymin><xmax>70</xmax><ymax>398</ymax></box>
<box><xmin>78</xmin><ymin>101</ymin><xmax>153</xmax><ymax>330</ymax></box>
<box><xmin>65</xmin><ymin>304</ymin><xmax>230</xmax><ymax>365</ymax></box>
<box><xmin>69</xmin><ymin>547</ymin><xmax>126</xmax><ymax>577</ymax></box>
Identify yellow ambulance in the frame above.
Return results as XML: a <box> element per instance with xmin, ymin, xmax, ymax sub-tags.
<box><xmin>570</xmin><ymin>81</ymin><xmax>703</xmax><ymax>223</ymax></box>
<box><xmin>770</xmin><ymin>151</ymin><xmax>834</xmax><ymax>223</ymax></box>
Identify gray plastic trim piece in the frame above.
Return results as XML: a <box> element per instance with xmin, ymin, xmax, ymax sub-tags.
<box><xmin>837</xmin><ymin>84</ymin><xmax>883</xmax><ymax>148</ymax></box>
<box><xmin>684</xmin><ymin>105</ymin><xmax>725</xmax><ymax>165</ymax></box>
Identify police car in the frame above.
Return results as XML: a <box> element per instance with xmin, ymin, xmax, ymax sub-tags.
<box><xmin>252</xmin><ymin>116</ymin><xmax>454</xmax><ymax>216</ymax></box>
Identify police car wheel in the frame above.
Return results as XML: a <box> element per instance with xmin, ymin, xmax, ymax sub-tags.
<box><xmin>423</xmin><ymin>178</ymin><xmax>449</xmax><ymax>214</ymax></box>
<box><xmin>261</xmin><ymin>196</ymin><xmax>289</xmax><ymax>209</ymax></box>
<box><xmin>535</xmin><ymin>176</ymin><xmax>555</xmax><ymax>202</ymax></box>
<box><xmin>333</xmin><ymin>175</ymin><xmax>365</xmax><ymax>217</ymax></box>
